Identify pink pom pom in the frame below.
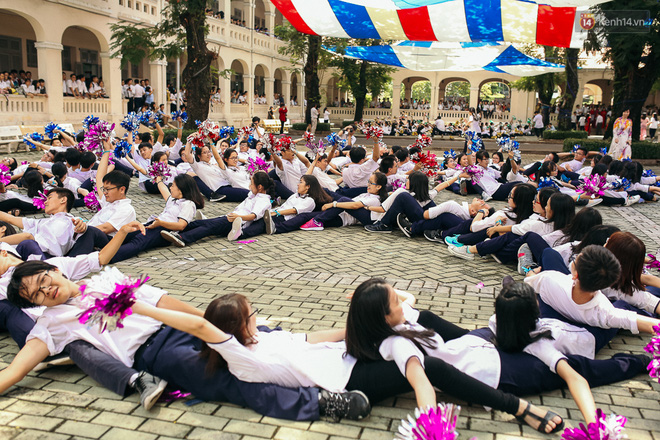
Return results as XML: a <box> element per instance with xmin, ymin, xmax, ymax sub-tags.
<box><xmin>412</xmin><ymin>151</ymin><xmax>441</xmax><ymax>177</ymax></box>
<box><xmin>32</xmin><ymin>190</ymin><xmax>48</xmax><ymax>210</ymax></box>
<box><xmin>246</xmin><ymin>157</ymin><xmax>271</xmax><ymax>176</ymax></box>
<box><xmin>561</xmin><ymin>409</ymin><xmax>627</xmax><ymax>440</ymax></box>
<box><xmin>148</xmin><ymin>162</ymin><xmax>172</xmax><ymax>183</ymax></box>
<box><xmin>578</xmin><ymin>174</ymin><xmax>607</xmax><ymax>198</ymax></box>
<box><xmin>414</xmin><ymin>134</ymin><xmax>433</xmax><ymax>150</ymax></box>
<box><xmin>84</xmin><ymin>192</ymin><xmax>102</xmax><ymax>213</ymax></box>
<box><xmin>303</xmin><ymin>131</ymin><xmax>315</xmax><ymax>144</ymax></box>
<box><xmin>78</xmin><ymin>275</ymin><xmax>150</xmax><ymax>333</ymax></box>
<box><xmin>396</xmin><ymin>403</ymin><xmax>460</xmax><ymax>440</ymax></box>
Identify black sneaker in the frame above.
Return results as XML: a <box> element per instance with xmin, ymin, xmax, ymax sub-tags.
<box><xmin>396</xmin><ymin>213</ymin><xmax>412</xmax><ymax>238</ymax></box>
<box><xmin>364</xmin><ymin>222</ymin><xmax>393</xmax><ymax>233</ymax></box>
<box><xmin>33</xmin><ymin>353</ymin><xmax>74</xmax><ymax>372</ymax></box>
<box><xmin>318</xmin><ymin>389</ymin><xmax>371</xmax><ymax>422</ymax></box>
<box><xmin>423</xmin><ymin>229</ymin><xmax>443</xmax><ymax>243</ymax></box>
<box><xmin>133</xmin><ymin>372</ymin><xmax>168</xmax><ymax>411</ymax></box>
<box><xmin>209</xmin><ymin>191</ymin><xmax>226</xmax><ymax>202</ymax></box>
<box><xmin>161</xmin><ymin>230</ymin><xmax>186</xmax><ymax>247</ymax></box>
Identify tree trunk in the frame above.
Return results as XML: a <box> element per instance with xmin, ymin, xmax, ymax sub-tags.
<box><xmin>304</xmin><ymin>35</ymin><xmax>321</xmax><ymax>125</ymax></box>
<box><xmin>558</xmin><ymin>48</ymin><xmax>579</xmax><ymax>131</ymax></box>
<box><xmin>353</xmin><ymin>61</ymin><xmax>368</xmax><ymax>122</ymax></box>
<box><xmin>180</xmin><ymin>9</ymin><xmax>215</xmax><ymax>130</ymax></box>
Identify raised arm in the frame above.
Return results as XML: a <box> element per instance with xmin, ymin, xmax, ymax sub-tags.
<box><xmin>294</xmin><ymin>149</ymin><xmax>310</xmax><ymax>167</ymax></box>
<box><xmin>183</xmin><ymin>141</ymin><xmax>194</xmax><ymax>164</ymax></box>
<box><xmin>132</xmin><ymin>301</ymin><xmax>223</xmax><ymax>342</ymax></box>
<box><xmin>125</xmin><ymin>155</ymin><xmax>148</xmax><ymax>176</ymax></box>
<box><xmin>154</xmin><ymin>177</ymin><xmax>171</xmax><ymax>201</ymax></box>
<box><xmin>155</xmin><ymin>121</ymin><xmax>165</xmax><ymax>145</ymax></box>
<box><xmin>371</xmin><ymin>138</ymin><xmax>380</xmax><ymax>162</ymax></box>
<box><xmin>0</xmin><ymin>210</ymin><xmax>24</xmax><ymax>229</ymax></box>
<box><xmin>95</xmin><ymin>143</ymin><xmax>112</xmax><ymax>199</ymax></box>
<box><xmin>271</xmin><ymin>148</ymin><xmax>284</xmax><ymax>171</ymax></box>
<box><xmin>57</xmin><ymin>129</ymin><xmax>75</xmax><ymax>147</ymax></box>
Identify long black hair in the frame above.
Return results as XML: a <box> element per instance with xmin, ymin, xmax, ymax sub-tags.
<box><xmin>546</xmin><ymin>193</ymin><xmax>575</xmax><ymax>230</ymax></box>
<box><xmin>608</xmin><ymin>160</ymin><xmax>624</xmax><ymax>177</ymax></box>
<box><xmin>251</xmin><ymin>171</ymin><xmax>277</xmax><ymax>202</ymax></box>
<box><xmin>372</xmin><ymin>171</ymin><xmax>389</xmax><ymax>202</ymax></box>
<box><xmin>173</xmin><ymin>174</ymin><xmax>205</xmax><ymax>209</ymax></box>
<box><xmin>345</xmin><ymin>278</ymin><xmax>436</xmax><ymax>361</ymax></box>
<box><xmin>535</xmin><ymin>161</ymin><xmax>558</xmax><ymax>181</ymax></box>
<box><xmin>494</xmin><ymin>282</ymin><xmax>552</xmax><ymax>352</ymax></box>
<box><xmin>506</xmin><ymin>183</ymin><xmax>535</xmax><ymax>223</ymax></box>
<box><xmin>557</xmin><ymin>207</ymin><xmax>602</xmax><ymax>245</ymax></box>
<box><xmin>23</xmin><ymin>168</ymin><xmax>44</xmax><ymax>199</ymax></box>
<box><xmin>572</xmin><ymin>224</ymin><xmax>620</xmax><ymax>256</ymax></box>
<box><xmin>408</xmin><ymin>171</ymin><xmax>430</xmax><ymax>202</ymax></box>
<box><xmin>590</xmin><ymin>163</ymin><xmax>608</xmax><ymax>177</ymax></box>
<box><xmin>300</xmin><ymin>174</ymin><xmax>332</xmax><ymax>207</ymax></box>
<box><xmin>51</xmin><ymin>161</ymin><xmax>68</xmax><ymax>187</ymax></box>
<box><xmin>0</xmin><ymin>220</ymin><xmax>17</xmax><ymax>237</ymax></box>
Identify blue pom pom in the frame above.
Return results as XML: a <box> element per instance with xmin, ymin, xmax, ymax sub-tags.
<box><xmin>120</xmin><ymin>113</ymin><xmax>140</xmax><ymax>134</ymax></box>
<box><xmin>643</xmin><ymin>169</ymin><xmax>656</xmax><ymax>178</ymax></box>
<box><xmin>572</xmin><ymin>144</ymin><xmax>580</xmax><ymax>153</ymax></box>
<box><xmin>195</xmin><ymin>120</ymin><xmax>202</xmax><ymax>128</ymax></box>
<box><xmin>83</xmin><ymin>115</ymin><xmax>100</xmax><ymax>130</ymax></box>
<box><xmin>219</xmin><ymin>126</ymin><xmax>234</xmax><ymax>139</ymax></box>
<box><xmin>600</xmin><ymin>148</ymin><xmax>607</xmax><ymax>155</ymax></box>
<box><xmin>444</xmin><ymin>149</ymin><xmax>456</xmax><ymax>159</ymax></box>
<box><xmin>23</xmin><ymin>132</ymin><xmax>43</xmax><ymax>149</ymax></box>
<box><xmin>171</xmin><ymin>110</ymin><xmax>188</xmax><ymax>124</ymax></box>
<box><xmin>44</xmin><ymin>122</ymin><xmax>62</xmax><ymax>139</ymax></box>
<box><xmin>113</xmin><ymin>140</ymin><xmax>131</xmax><ymax>159</ymax></box>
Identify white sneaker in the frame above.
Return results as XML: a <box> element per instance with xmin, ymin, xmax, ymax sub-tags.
<box><xmin>448</xmin><ymin>244</ymin><xmax>474</xmax><ymax>260</ymax></box>
<box><xmin>264</xmin><ymin>210</ymin><xmax>276</xmax><ymax>235</ymax></box>
<box><xmin>625</xmin><ymin>195</ymin><xmax>641</xmax><ymax>206</ymax></box>
<box><xmin>482</xmin><ymin>192</ymin><xmax>492</xmax><ymax>202</ymax></box>
<box><xmin>586</xmin><ymin>198</ymin><xmax>603</xmax><ymax>207</ymax></box>
<box><xmin>227</xmin><ymin>217</ymin><xmax>243</xmax><ymax>241</ymax></box>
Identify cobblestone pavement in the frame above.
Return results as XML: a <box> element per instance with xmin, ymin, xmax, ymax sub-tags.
<box><xmin>1</xmin><ymin>151</ymin><xmax>659</xmax><ymax>440</ymax></box>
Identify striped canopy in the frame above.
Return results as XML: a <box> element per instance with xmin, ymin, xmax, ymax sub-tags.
<box><xmin>325</xmin><ymin>41</ymin><xmax>565</xmax><ymax>76</ymax></box>
<box><xmin>271</xmin><ymin>0</ymin><xmax>609</xmax><ymax>48</ymax></box>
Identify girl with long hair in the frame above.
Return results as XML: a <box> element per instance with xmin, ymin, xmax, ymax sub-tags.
<box><xmin>110</xmin><ymin>174</ymin><xmax>204</xmax><ymax>262</ymax></box>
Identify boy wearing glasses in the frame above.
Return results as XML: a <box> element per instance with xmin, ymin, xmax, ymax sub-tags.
<box><xmin>68</xmin><ymin>147</ymin><xmax>137</xmax><ymax>256</ymax></box>
<box><xmin>0</xmin><ymin>187</ymin><xmax>76</xmax><ymax>258</ymax></box>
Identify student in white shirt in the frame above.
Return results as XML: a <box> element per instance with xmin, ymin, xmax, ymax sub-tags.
<box><xmin>344</xmin><ymin>279</ymin><xmax>565</xmax><ymax>434</ymax></box>
<box><xmin>525</xmin><ymin>245</ymin><xmax>660</xmax><ymax>336</ymax></box>
<box><xmin>299</xmin><ymin>172</ymin><xmax>387</xmax><ymax>231</ymax></box>
<box><xmin>68</xmin><ymin>148</ymin><xmax>137</xmax><ymax>256</ymax></box>
<box><xmin>66</xmin><ymin>74</ymin><xmax>79</xmax><ymax>97</ymax></box>
<box><xmin>0</xmin><ymin>188</ymin><xmax>76</xmax><ymax>258</ymax></box>
<box><xmin>465</xmin><ymin>150</ymin><xmax>520</xmax><ymax>202</ymax></box>
<box><xmin>271</xmin><ymin>143</ymin><xmax>311</xmax><ymax>199</ymax></box>
<box><xmin>306</xmin><ymin>144</ymin><xmax>339</xmax><ymax>192</ymax></box>
<box><xmin>182</xmin><ymin>141</ymin><xmax>241</xmax><ymax>202</ymax></box>
<box><xmin>450</xmin><ymin>190</ymin><xmax>574</xmax><ymax>263</ymax></box>
<box><xmin>110</xmin><ymin>174</ymin><xmax>204</xmax><ymax>262</ymax></box>
<box><xmin>161</xmin><ymin>171</ymin><xmax>275</xmax><ymax>246</ymax></box>
<box><xmin>212</xmin><ymin>146</ymin><xmax>250</xmax><ymax>198</ymax></box>
<box><xmin>337</xmin><ymin>139</ymin><xmax>380</xmax><ymax>197</ymax></box>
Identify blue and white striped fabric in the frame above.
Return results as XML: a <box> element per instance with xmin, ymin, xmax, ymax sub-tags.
<box><xmin>325</xmin><ymin>41</ymin><xmax>564</xmax><ymax>76</ymax></box>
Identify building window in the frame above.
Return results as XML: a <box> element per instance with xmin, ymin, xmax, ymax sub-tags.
<box><xmin>128</xmin><ymin>0</ymin><xmax>132</xmax><ymax>8</ymax></box>
<box><xmin>136</xmin><ymin>2</ymin><xmax>140</xmax><ymax>10</ymax></box>
<box><xmin>26</xmin><ymin>39</ymin><xmax>38</xmax><ymax>68</ymax></box>
<box><xmin>119</xmin><ymin>0</ymin><xmax>123</xmax><ymax>5</ymax></box>
<box><xmin>0</xmin><ymin>35</ymin><xmax>22</xmax><ymax>72</ymax></box>
<box><xmin>143</xmin><ymin>4</ymin><xmax>147</xmax><ymax>12</ymax></box>
<box><xmin>61</xmin><ymin>45</ymin><xmax>74</xmax><ymax>71</ymax></box>
<box><xmin>151</xmin><ymin>6</ymin><xmax>155</xmax><ymax>15</ymax></box>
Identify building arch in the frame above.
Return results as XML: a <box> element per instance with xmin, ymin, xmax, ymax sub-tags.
<box><xmin>61</xmin><ymin>25</ymin><xmax>107</xmax><ymax>80</ymax></box>
<box><xmin>582</xmin><ymin>83</ymin><xmax>603</xmax><ymax>106</ymax></box>
<box><xmin>230</xmin><ymin>59</ymin><xmax>248</xmax><ymax>94</ymax></box>
<box><xmin>254</xmin><ymin>63</ymin><xmax>269</xmax><ymax>96</ymax></box>
<box><xmin>478</xmin><ymin>80</ymin><xmax>511</xmax><ymax>107</ymax></box>
<box><xmin>0</xmin><ymin>10</ymin><xmax>42</xmax><ymax>74</ymax></box>
<box><xmin>440</xmin><ymin>77</ymin><xmax>472</xmax><ymax>109</ymax></box>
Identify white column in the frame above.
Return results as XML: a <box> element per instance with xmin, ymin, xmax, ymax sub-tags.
<box><xmin>265</xmin><ymin>77</ymin><xmax>274</xmax><ymax>111</ymax></box>
<box><xmin>244</xmin><ymin>73</ymin><xmax>255</xmax><ymax>117</ymax></box>
<box><xmin>282</xmin><ymin>80</ymin><xmax>291</xmax><ymax>106</ymax></box>
<box><xmin>149</xmin><ymin>59</ymin><xmax>168</xmax><ymax>110</ymax></box>
<box><xmin>392</xmin><ymin>84</ymin><xmax>401</xmax><ymax>118</ymax></box>
<box><xmin>266</xmin><ymin>11</ymin><xmax>275</xmax><ymax>34</ymax></box>
<box><xmin>469</xmin><ymin>86</ymin><xmax>479</xmax><ymax>110</ymax></box>
<box><xmin>430</xmin><ymin>85</ymin><xmax>439</xmax><ymax>117</ymax></box>
<box><xmin>101</xmin><ymin>51</ymin><xmax>124</xmax><ymax>120</ymax></box>
<box><xmin>297</xmin><ymin>76</ymin><xmax>304</xmax><ymax>120</ymax></box>
<box><xmin>35</xmin><ymin>41</ymin><xmax>64</xmax><ymax>122</ymax></box>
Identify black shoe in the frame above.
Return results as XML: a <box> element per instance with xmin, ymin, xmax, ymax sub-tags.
<box><xmin>459</xmin><ymin>180</ymin><xmax>468</xmax><ymax>196</ymax></box>
<box><xmin>161</xmin><ymin>230</ymin><xmax>186</xmax><ymax>247</ymax></box>
<box><xmin>423</xmin><ymin>229</ymin><xmax>443</xmax><ymax>243</ymax></box>
<box><xmin>33</xmin><ymin>353</ymin><xmax>74</xmax><ymax>372</ymax></box>
<box><xmin>209</xmin><ymin>191</ymin><xmax>226</xmax><ymax>202</ymax></box>
<box><xmin>318</xmin><ymin>389</ymin><xmax>371</xmax><ymax>422</ymax></box>
<box><xmin>133</xmin><ymin>372</ymin><xmax>168</xmax><ymax>411</ymax></box>
<box><xmin>364</xmin><ymin>222</ymin><xmax>393</xmax><ymax>233</ymax></box>
<box><xmin>396</xmin><ymin>213</ymin><xmax>412</xmax><ymax>238</ymax></box>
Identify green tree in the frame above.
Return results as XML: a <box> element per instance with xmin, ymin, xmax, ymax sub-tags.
<box><xmin>445</xmin><ymin>81</ymin><xmax>470</xmax><ymax>100</ymax></box>
<box><xmin>586</xmin><ymin>0</ymin><xmax>660</xmax><ymax>140</ymax></box>
<box><xmin>110</xmin><ymin>0</ymin><xmax>216</xmax><ymax>129</ymax></box>
<box><xmin>409</xmin><ymin>81</ymin><xmax>431</xmax><ymax>102</ymax></box>
<box><xmin>274</xmin><ymin>24</ymin><xmax>331</xmax><ymax>125</ymax></box>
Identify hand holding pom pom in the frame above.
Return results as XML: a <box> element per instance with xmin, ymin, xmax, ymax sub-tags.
<box><xmin>396</xmin><ymin>403</ymin><xmax>460</xmax><ymax>440</ymax></box>
<box><xmin>561</xmin><ymin>409</ymin><xmax>627</xmax><ymax>440</ymax></box>
<box><xmin>44</xmin><ymin>122</ymin><xmax>62</xmax><ymax>139</ymax></box>
<box><xmin>246</xmin><ymin>157</ymin><xmax>271</xmax><ymax>176</ymax></box>
<box><xmin>113</xmin><ymin>140</ymin><xmax>131</xmax><ymax>159</ymax></box>
<box><xmin>84</xmin><ymin>192</ymin><xmax>102</xmax><ymax>213</ymax></box>
<box><xmin>77</xmin><ymin>275</ymin><xmax>150</xmax><ymax>333</ymax></box>
<box><xmin>148</xmin><ymin>162</ymin><xmax>172</xmax><ymax>183</ymax></box>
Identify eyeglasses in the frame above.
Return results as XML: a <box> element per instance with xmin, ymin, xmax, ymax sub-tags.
<box><xmin>367</xmin><ymin>181</ymin><xmax>377</xmax><ymax>186</ymax></box>
<box><xmin>248</xmin><ymin>308</ymin><xmax>260</xmax><ymax>318</ymax></box>
<box><xmin>507</xmin><ymin>193</ymin><xmax>514</xmax><ymax>200</ymax></box>
<box><xmin>101</xmin><ymin>186</ymin><xmax>118</xmax><ymax>194</ymax></box>
<box><xmin>28</xmin><ymin>270</ymin><xmax>52</xmax><ymax>306</ymax></box>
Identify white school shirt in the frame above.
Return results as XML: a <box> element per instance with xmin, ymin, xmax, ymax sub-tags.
<box><xmin>27</xmin><ymin>267</ymin><xmax>165</xmax><ymax>365</ymax></box>
<box><xmin>312</xmin><ymin>166</ymin><xmax>339</xmax><ymax>191</ymax></box>
<box><xmin>470</xmin><ymin>209</ymin><xmax>516</xmax><ymax>232</ymax></box>
<box><xmin>541</xmin><ymin>229</ymin><xmax>566</xmax><ymax>247</ymax></box>
<box><xmin>66</xmin><ymin>79</ymin><xmax>76</xmax><ymax>94</ymax></box>
<box><xmin>488</xmin><ymin>315</ymin><xmax>596</xmax><ymax>373</ymax></box>
<box><xmin>511</xmin><ymin>214</ymin><xmax>553</xmax><ymax>236</ymax></box>
<box><xmin>0</xmin><ymin>251</ymin><xmax>103</xmax><ymax>321</ymax></box>
<box><xmin>641</xmin><ymin>176</ymin><xmax>658</xmax><ymax>185</ymax></box>
<box><xmin>87</xmin><ymin>196</ymin><xmax>136</xmax><ymax>236</ymax></box>
<box><xmin>275</xmin><ymin>158</ymin><xmax>308</xmax><ymax>193</ymax></box>
<box><xmin>330</xmin><ymin>155</ymin><xmax>351</xmax><ymax>171</ymax></box>
<box><xmin>277</xmin><ymin>193</ymin><xmax>315</xmax><ymax>220</ymax></box>
<box><xmin>176</xmin><ymin>162</ymin><xmax>192</xmax><ymax>175</ymax></box>
<box><xmin>69</xmin><ymin>168</ymin><xmax>96</xmax><ymax>183</ymax></box>
<box><xmin>89</xmin><ymin>82</ymin><xmax>102</xmax><ymax>94</ymax></box>
<box><xmin>208</xmin><ymin>331</ymin><xmax>356</xmax><ymax>392</ymax></box>
<box><xmin>22</xmin><ymin>212</ymin><xmax>76</xmax><ymax>257</ymax></box>
<box><xmin>168</xmin><ymin>139</ymin><xmax>183</xmax><ymax>161</ymax></box>
<box><xmin>237</xmin><ymin>150</ymin><xmax>257</xmax><ymax>163</ymax></box>
<box><xmin>132</xmin><ymin>84</ymin><xmax>145</xmax><ymax>98</ymax></box>
<box><xmin>342</xmin><ymin>158</ymin><xmax>379</xmax><ymax>188</ymax></box>
<box><xmin>601</xmin><ymin>287</ymin><xmax>660</xmax><ymax>315</ymax></box>
<box><xmin>476</xmin><ymin>166</ymin><xmax>501</xmax><ymax>197</ymax></box>
<box><xmin>339</xmin><ymin>192</ymin><xmax>381</xmax><ymax>226</ymax></box>
<box><xmin>398</xmin><ymin>161</ymin><xmax>414</xmax><ymax>173</ymax></box>
<box><xmin>533</xmin><ymin>114</ymin><xmax>544</xmax><ymax>129</ymax></box>
<box><xmin>563</xmin><ymin>158</ymin><xmax>585</xmax><ymax>172</ymax></box>
<box><xmin>552</xmin><ymin>241</ymin><xmax>578</xmax><ymax>267</ymax></box>
<box><xmin>379</xmin><ymin>303</ymin><xmax>501</xmax><ymax>389</ymax></box>
<box><xmin>57</xmin><ymin>176</ymin><xmax>82</xmax><ymax>196</ymax></box>
<box><xmin>132</xmin><ymin>153</ymin><xmax>152</xmax><ymax>184</ymax></box>
<box><xmin>77</xmin><ymin>80</ymin><xmax>88</xmax><ymax>94</ymax></box>
<box><xmin>232</xmin><ymin>192</ymin><xmax>271</xmax><ymax>229</ymax></box>
<box><xmin>191</xmin><ymin>158</ymin><xmax>230</xmax><ymax>190</ymax></box>
<box><xmin>146</xmin><ymin>196</ymin><xmax>196</xmax><ymax>225</ymax></box>
<box><xmin>222</xmin><ymin>166</ymin><xmax>251</xmax><ymax>190</ymax></box>
<box><xmin>525</xmin><ymin>271</ymin><xmax>639</xmax><ymax>333</ymax></box>
<box><xmin>427</xmin><ymin>200</ymin><xmax>471</xmax><ymax>221</ymax></box>
<box><xmin>377</xmin><ymin>188</ymin><xmax>436</xmax><ymax>222</ymax></box>
<box><xmin>0</xmin><ymin>190</ymin><xmax>33</xmax><ymax>204</ymax></box>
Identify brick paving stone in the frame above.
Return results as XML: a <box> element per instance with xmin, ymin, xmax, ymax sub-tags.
<box><xmin>0</xmin><ymin>151</ymin><xmax>658</xmax><ymax>439</ymax></box>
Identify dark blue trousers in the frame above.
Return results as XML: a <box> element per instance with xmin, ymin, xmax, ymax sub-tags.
<box><xmin>472</xmin><ymin>181</ymin><xmax>520</xmax><ymax>201</ymax></box>
<box><xmin>379</xmin><ymin>192</ymin><xmax>433</xmax><ymax>226</ymax></box>
<box><xmin>0</xmin><ymin>300</ymin><xmax>34</xmax><ymax>347</ymax></box>
<box><xmin>179</xmin><ymin>217</ymin><xmax>233</xmax><ymax>244</ymax></box>
<box><xmin>336</xmin><ymin>186</ymin><xmax>368</xmax><ymax>198</ymax></box>
<box><xmin>216</xmin><ymin>185</ymin><xmax>250</xmax><ymax>203</ymax></box>
<box><xmin>110</xmin><ymin>228</ymin><xmax>170</xmax><ymax>263</ymax></box>
<box><xmin>475</xmin><ymin>231</ymin><xmax>527</xmax><ymax>264</ymax></box>
<box><xmin>67</xmin><ymin>226</ymin><xmax>111</xmax><ymax>257</ymax></box>
<box><xmin>135</xmin><ymin>326</ymin><xmax>320</xmax><ymax>421</ymax></box>
<box><xmin>16</xmin><ymin>239</ymin><xmax>50</xmax><ymax>261</ymax></box>
<box><xmin>268</xmin><ymin>169</ymin><xmax>294</xmax><ymax>200</ymax></box>
<box><xmin>539</xmin><ymin>248</ymin><xmax>571</xmax><ymax>274</ymax></box>
<box><xmin>410</xmin><ymin>212</ymin><xmax>464</xmax><ymax>237</ymax></box>
<box><xmin>193</xmin><ymin>176</ymin><xmax>214</xmax><ymax>199</ymax></box>
<box><xmin>314</xmin><ymin>197</ymin><xmax>373</xmax><ymax>227</ymax></box>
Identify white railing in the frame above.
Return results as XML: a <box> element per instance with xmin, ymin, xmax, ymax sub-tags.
<box><xmin>0</xmin><ymin>96</ymin><xmax>48</xmax><ymax>125</ymax></box>
<box><xmin>325</xmin><ymin>107</ymin><xmax>511</xmax><ymax>124</ymax></box>
<box><xmin>63</xmin><ymin>98</ymin><xmax>110</xmax><ymax>118</ymax></box>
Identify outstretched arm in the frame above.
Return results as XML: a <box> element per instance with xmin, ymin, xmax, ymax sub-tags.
<box><xmin>556</xmin><ymin>359</ymin><xmax>597</xmax><ymax>424</ymax></box>
<box><xmin>0</xmin><ymin>338</ymin><xmax>50</xmax><ymax>394</ymax></box>
<box><xmin>132</xmin><ymin>301</ymin><xmax>222</xmax><ymax>342</ymax></box>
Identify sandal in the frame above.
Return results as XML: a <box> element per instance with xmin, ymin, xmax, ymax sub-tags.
<box><xmin>515</xmin><ymin>401</ymin><xmax>565</xmax><ymax>434</ymax></box>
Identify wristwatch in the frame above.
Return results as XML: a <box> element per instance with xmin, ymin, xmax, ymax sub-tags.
<box><xmin>333</xmin><ymin>201</ymin><xmax>338</xmax><ymax>208</ymax></box>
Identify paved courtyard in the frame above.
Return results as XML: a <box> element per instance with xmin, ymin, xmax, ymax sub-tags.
<box><xmin>0</xmin><ymin>149</ymin><xmax>659</xmax><ymax>440</ymax></box>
